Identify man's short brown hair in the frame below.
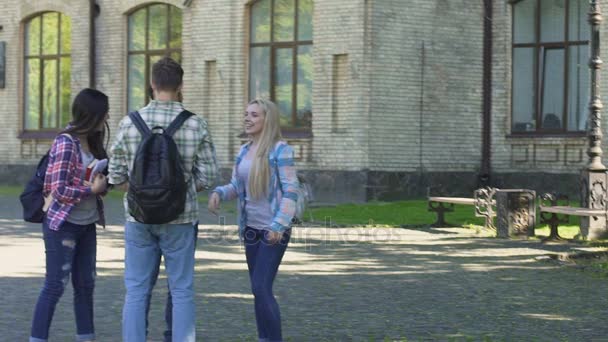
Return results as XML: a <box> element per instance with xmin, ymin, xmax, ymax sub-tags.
<box><xmin>151</xmin><ymin>57</ymin><xmax>183</xmax><ymax>92</ymax></box>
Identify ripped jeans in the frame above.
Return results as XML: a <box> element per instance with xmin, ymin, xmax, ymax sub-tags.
<box><xmin>30</xmin><ymin>221</ymin><xmax>97</xmax><ymax>342</ymax></box>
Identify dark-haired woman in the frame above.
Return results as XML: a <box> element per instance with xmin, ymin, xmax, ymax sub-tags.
<box><xmin>30</xmin><ymin>88</ymin><xmax>110</xmax><ymax>342</ymax></box>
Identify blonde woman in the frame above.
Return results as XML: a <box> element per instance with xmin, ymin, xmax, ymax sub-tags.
<box><xmin>208</xmin><ymin>99</ymin><xmax>299</xmax><ymax>342</ymax></box>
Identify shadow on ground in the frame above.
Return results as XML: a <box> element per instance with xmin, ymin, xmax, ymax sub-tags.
<box><xmin>1</xmin><ymin>195</ymin><xmax>608</xmax><ymax>341</ymax></box>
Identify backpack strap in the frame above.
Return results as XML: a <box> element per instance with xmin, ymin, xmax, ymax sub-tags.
<box><xmin>165</xmin><ymin>110</ymin><xmax>195</xmax><ymax>137</ymax></box>
<box><xmin>128</xmin><ymin>111</ymin><xmax>151</xmax><ymax>138</ymax></box>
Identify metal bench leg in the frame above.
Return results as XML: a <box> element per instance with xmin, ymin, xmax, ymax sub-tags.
<box><xmin>428</xmin><ymin>202</ymin><xmax>454</xmax><ymax>226</ymax></box>
<box><xmin>483</xmin><ymin>214</ymin><xmax>496</xmax><ymax>230</ymax></box>
<box><xmin>540</xmin><ymin>212</ymin><xmax>567</xmax><ymax>242</ymax></box>
<box><xmin>539</xmin><ymin>193</ymin><xmax>569</xmax><ymax>242</ymax></box>
<box><xmin>546</xmin><ymin>220</ymin><xmax>563</xmax><ymax>241</ymax></box>
<box><xmin>436</xmin><ymin>209</ymin><xmax>447</xmax><ymax>226</ymax></box>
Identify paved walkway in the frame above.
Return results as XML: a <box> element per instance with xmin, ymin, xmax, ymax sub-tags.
<box><xmin>1</xmin><ymin>195</ymin><xmax>608</xmax><ymax>341</ymax></box>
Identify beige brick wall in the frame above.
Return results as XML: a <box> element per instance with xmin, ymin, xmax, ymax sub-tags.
<box><xmin>0</xmin><ymin>0</ymin><xmax>20</xmax><ymax>163</ymax></box>
<box><xmin>368</xmin><ymin>0</ymin><xmax>485</xmax><ymax>173</ymax></box>
<box><xmin>309</xmin><ymin>0</ymin><xmax>370</xmax><ymax>171</ymax></box>
<box><xmin>2</xmin><ymin>0</ymin><xmax>608</xmax><ymax>185</ymax></box>
<box><xmin>185</xmin><ymin>0</ymin><xmax>245</xmax><ymax>166</ymax></box>
<box><xmin>0</xmin><ymin>0</ymin><xmax>410</xmax><ymax>174</ymax></box>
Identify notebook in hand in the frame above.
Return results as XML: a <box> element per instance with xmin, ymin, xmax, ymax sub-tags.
<box><xmin>85</xmin><ymin>158</ymin><xmax>108</xmax><ymax>182</ymax></box>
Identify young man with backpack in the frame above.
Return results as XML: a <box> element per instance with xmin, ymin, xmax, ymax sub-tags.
<box><xmin>108</xmin><ymin>57</ymin><xmax>218</xmax><ymax>342</ymax></box>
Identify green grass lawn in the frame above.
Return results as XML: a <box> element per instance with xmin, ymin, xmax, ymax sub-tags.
<box><xmin>305</xmin><ymin>199</ymin><xmax>584</xmax><ymax>239</ymax></box>
<box><xmin>0</xmin><ymin>184</ymin><xmax>592</xmax><ymax>238</ymax></box>
<box><xmin>305</xmin><ymin>200</ymin><xmax>486</xmax><ymax>227</ymax></box>
<box><xmin>0</xmin><ymin>186</ymin><xmax>24</xmax><ymax>197</ymax></box>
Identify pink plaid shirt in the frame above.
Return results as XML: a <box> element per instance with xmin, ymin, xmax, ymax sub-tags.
<box><xmin>43</xmin><ymin>133</ymin><xmax>105</xmax><ymax>231</ymax></box>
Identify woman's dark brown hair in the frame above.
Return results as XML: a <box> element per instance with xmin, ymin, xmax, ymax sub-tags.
<box><xmin>62</xmin><ymin>88</ymin><xmax>110</xmax><ymax>160</ymax></box>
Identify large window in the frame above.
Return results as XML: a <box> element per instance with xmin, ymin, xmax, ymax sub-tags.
<box><xmin>249</xmin><ymin>0</ymin><xmax>313</xmax><ymax>130</ymax></box>
<box><xmin>511</xmin><ymin>0</ymin><xmax>589</xmax><ymax>134</ymax></box>
<box><xmin>23</xmin><ymin>12</ymin><xmax>71</xmax><ymax>131</ymax></box>
<box><xmin>128</xmin><ymin>4</ymin><xmax>182</xmax><ymax>112</ymax></box>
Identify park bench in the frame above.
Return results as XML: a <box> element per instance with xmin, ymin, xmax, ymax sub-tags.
<box><xmin>538</xmin><ymin>193</ymin><xmax>606</xmax><ymax>240</ymax></box>
<box><xmin>428</xmin><ymin>187</ymin><xmax>497</xmax><ymax>229</ymax></box>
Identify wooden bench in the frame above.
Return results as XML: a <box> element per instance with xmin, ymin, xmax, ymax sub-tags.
<box><xmin>428</xmin><ymin>187</ymin><xmax>497</xmax><ymax>229</ymax></box>
<box><xmin>538</xmin><ymin>193</ymin><xmax>606</xmax><ymax>240</ymax></box>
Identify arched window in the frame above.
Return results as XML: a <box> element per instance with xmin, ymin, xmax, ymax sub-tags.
<box><xmin>249</xmin><ymin>0</ymin><xmax>313</xmax><ymax>131</ymax></box>
<box><xmin>511</xmin><ymin>0</ymin><xmax>589</xmax><ymax>134</ymax></box>
<box><xmin>23</xmin><ymin>12</ymin><xmax>71</xmax><ymax>131</ymax></box>
<box><xmin>127</xmin><ymin>3</ymin><xmax>182</xmax><ymax>111</ymax></box>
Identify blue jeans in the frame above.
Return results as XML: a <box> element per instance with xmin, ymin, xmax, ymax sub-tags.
<box><xmin>145</xmin><ymin>222</ymin><xmax>198</xmax><ymax>342</ymax></box>
<box><xmin>244</xmin><ymin>227</ymin><xmax>291</xmax><ymax>342</ymax></box>
<box><xmin>122</xmin><ymin>221</ymin><xmax>196</xmax><ymax>342</ymax></box>
<box><xmin>146</xmin><ymin>260</ymin><xmax>173</xmax><ymax>342</ymax></box>
<box><xmin>30</xmin><ymin>221</ymin><xmax>97</xmax><ymax>342</ymax></box>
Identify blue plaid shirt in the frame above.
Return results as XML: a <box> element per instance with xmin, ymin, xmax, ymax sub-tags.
<box><xmin>213</xmin><ymin>141</ymin><xmax>299</xmax><ymax>238</ymax></box>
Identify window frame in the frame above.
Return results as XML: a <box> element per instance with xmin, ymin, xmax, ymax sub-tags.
<box><xmin>510</xmin><ymin>0</ymin><xmax>589</xmax><ymax>137</ymax></box>
<box><xmin>21</xmin><ymin>11</ymin><xmax>71</xmax><ymax>137</ymax></box>
<box><xmin>248</xmin><ymin>0</ymin><xmax>313</xmax><ymax>134</ymax></box>
<box><xmin>127</xmin><ymin>3</ymin><xmax>182</xmax><ymax>112</ymax></box>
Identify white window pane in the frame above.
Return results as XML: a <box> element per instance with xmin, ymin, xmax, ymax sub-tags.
<box><xmin>148</xmin><ymin>4</ymin><xmax>168</xmax><ymax>50</ymax></box>
<box><xmin>514</xmin><ymin>0</ymin><xmax>536</xmax><ymax>44</ymax></box>
<box><xmin>540</xmin><ymin>48</ymin><xmax>565</xmax><ymax>130</ymax></box>
<box><xmin>25</xmin><ymin>59</ymin><xmax>40</xmax><ymax>130</ymax></box>
<box><xmin>42</xmin><ymin>59</ymin><xmax>58</xmax><ymax>129</ymax></box>
<box><xmin>298</xmin><ymin>0</ymin><xmax>313</xmax><ymax>41</ymax></box>
<box><xmin>249</xmin><ymin>47</ymin><xmax>270</xmax><ymax>100</ymax></box>
<box><xmin>274</xmin><ymin>48</ymin><xmax>293</xmax><ymax>126</ymax></box>
<box><xmin>25</xmin><ymin>16</ymin><xmax>41</xmax><ymax>56</ymax></box>
<box><xmin>60</xmin><ymin>14</ymin><xmax>71</xmax><ymax>54</ymax></box>
<box><xmin>512</xmin><ymin>48</ymin><xmax>535</xmax><ymax>132</ymax></box>
<box><xmin>296</xmin><ymin>45</ymin><xmax>312</xmax><ymax>128</ymax></box>
<box><xmin>128</xmin><ymin>55</ymin><xmax>145</xmax><ymax>112</ymax></box>
<box><xmin>568</xmin><ymin>45</ymin><xmax>590</xmax><ymax>131</ymax></box>
<box><xmin>60</xmin><ymin>57</ymin><xmax>71</xmax><ymax>127</ymax></box>
<box><xmin>569</xmin><ymin>0</ymin><xmax>590</xmax><ymax>41</ymax></box>
<box><xmin>42</xmin><ymin>12</ymin><xmax>59</xmax><ymax>55</ymax></box>
<box><xmin>273</xmin><ymin>0</ymin><xmax>295</xmax><ymax>42</ymax></box>
<box><xmin>169</xmin><ymin>6</ymin><xmax>182</xmax><ymax>49</ymax></box>
<box><xmin>251</xmin><ymin>0</ymin><xmax>270</xmax><ymax>43</ymax></box>
<box><xmin>129</xmin><ymin>8</ymin><xmax>146</xmax><ymax>51</ymax></box>
<box><xmin>540</xmin><ymin>0</ymin><xmax>565</xmax><ymax>43</ymax></box>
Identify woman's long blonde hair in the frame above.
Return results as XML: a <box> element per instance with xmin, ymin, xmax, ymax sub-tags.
<box><xmin>248</xmin><ymin>98</ymin><xmax>283</xmax><ymax>199</ymax></box>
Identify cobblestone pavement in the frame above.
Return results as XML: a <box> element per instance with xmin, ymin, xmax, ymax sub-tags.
<box><xmin>2</xmin><ymin>195</ymin><xmax>608</xmax><ymax>341</ymax></box>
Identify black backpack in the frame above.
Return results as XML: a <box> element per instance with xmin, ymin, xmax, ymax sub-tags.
<box><xmin>127</xmin><ymin>110</ymin><xmax>194</xmax><ymax>224</ymax></box>
<box><xmin>19</xmin><ymin>152</ymin><xmax>50</xmax><ymax>223</ymax></box>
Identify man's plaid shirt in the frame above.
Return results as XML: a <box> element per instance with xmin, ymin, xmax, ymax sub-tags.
<box><xmin>108</xmin><ymin>100</ymin><xmax>218</xmax><ymax>224</ymax></box>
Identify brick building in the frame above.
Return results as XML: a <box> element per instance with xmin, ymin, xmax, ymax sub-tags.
<box><xmin>0</xmin><ymin>0</ymin><xmax>605</xmax><ymax>202</ymax></box>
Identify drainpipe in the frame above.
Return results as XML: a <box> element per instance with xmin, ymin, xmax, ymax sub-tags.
<box><xmin>480</xmin><ymin>0</ymin><xmax>493</xmax><ymax>186</ymax></box>
<box><xmin>89</xmin><ymin>0</ymin><xmax>98</xmax><ymax>88</ymax></box>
